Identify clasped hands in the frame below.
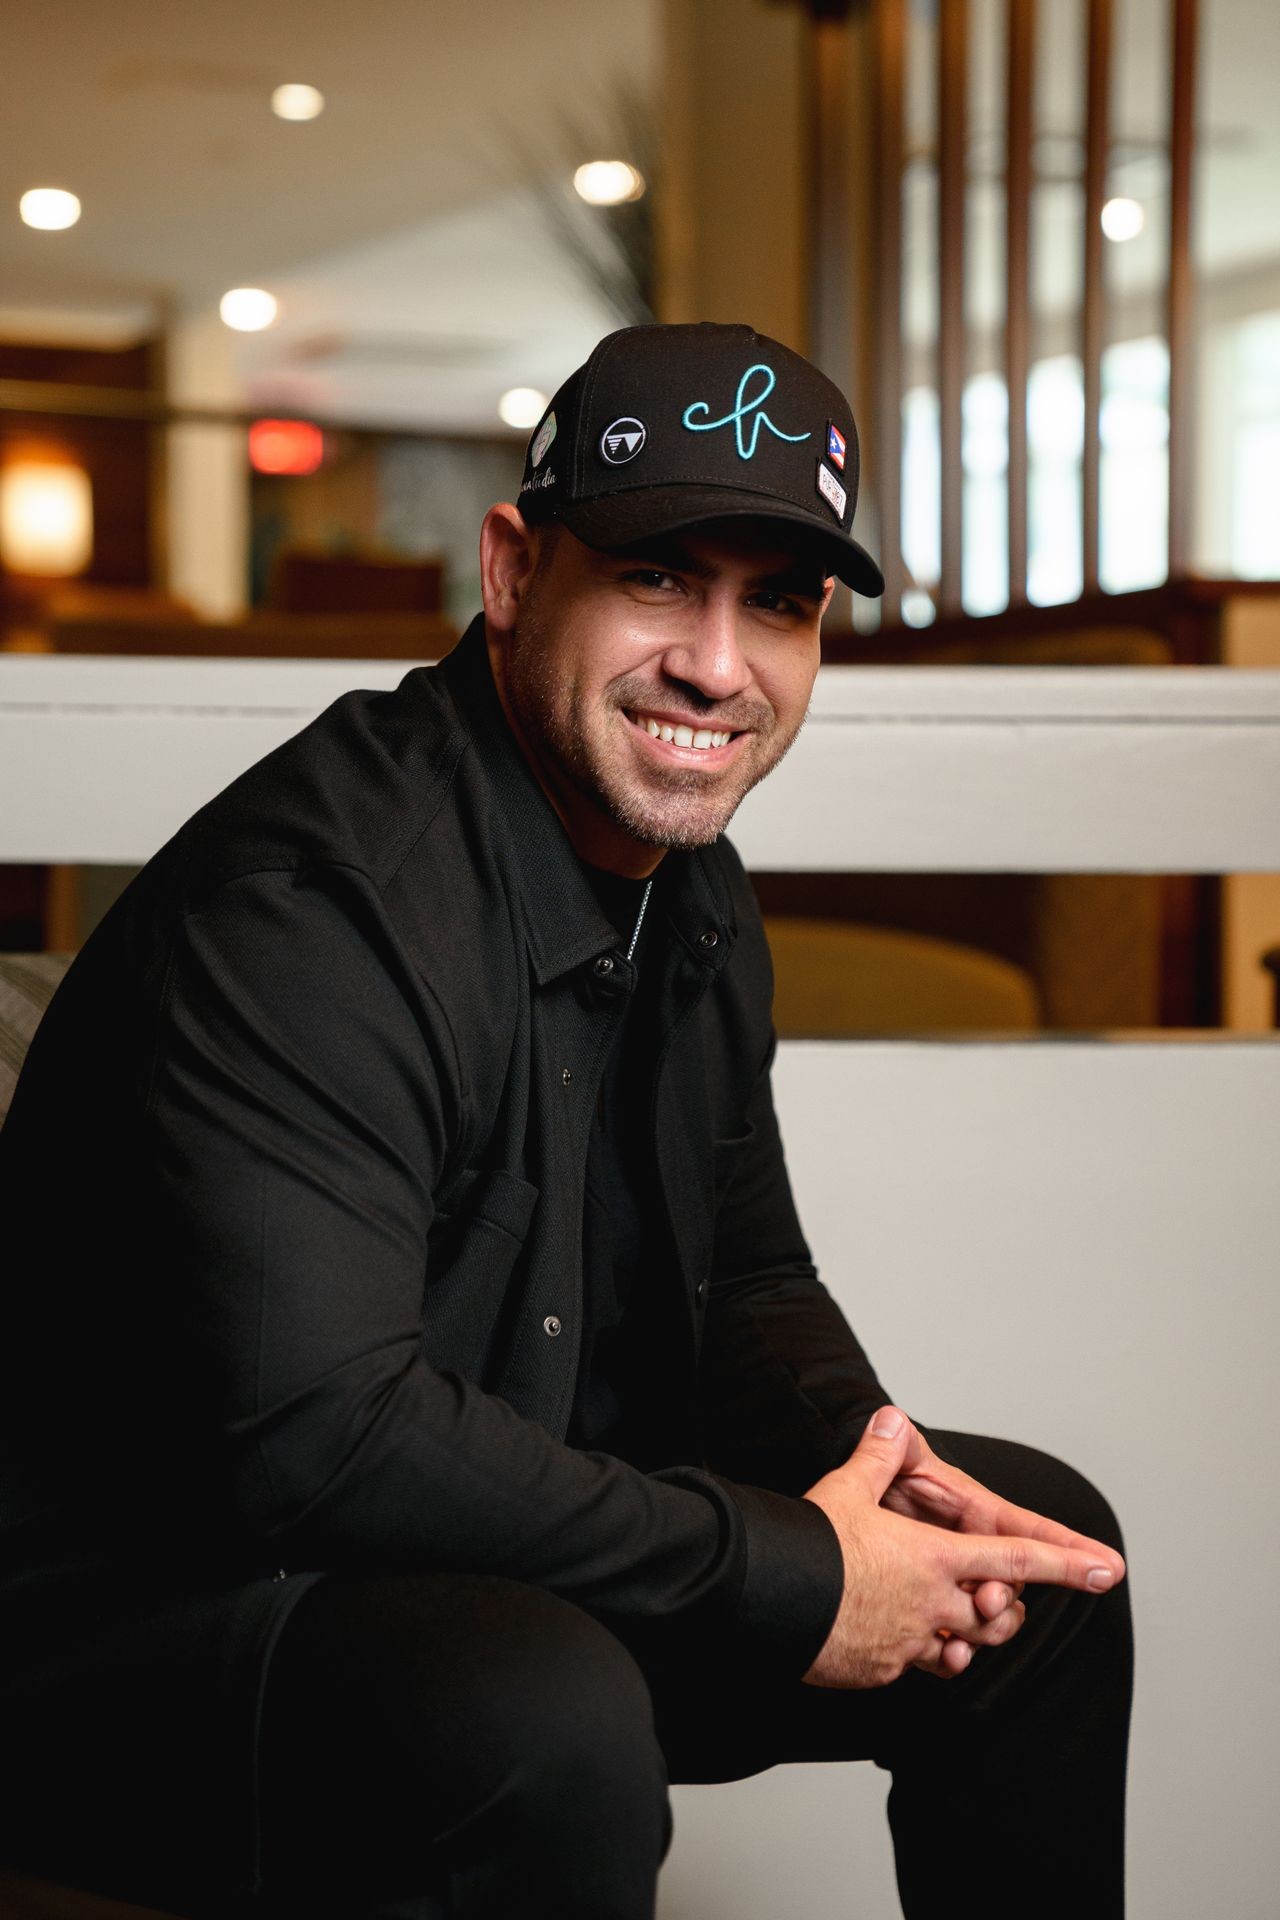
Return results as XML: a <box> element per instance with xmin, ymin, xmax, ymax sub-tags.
<box><xmin>800</xmin><ymin>1405</ymin><xmax>1127</xmax><ymax>1689</ymax></box>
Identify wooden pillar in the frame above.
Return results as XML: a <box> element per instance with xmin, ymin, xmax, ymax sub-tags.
<box><xmin>1081</xmin><ymin>0</ymin><xmax>1112</xmax><ymax>596</ymax></box>
<box><xmin>1005</xmin><ymin>0</ymin><xmax>1035</xmax><ymax>607</ymax></box>
<box><xmin>655</xmin><ymin>0</ymin><xmax>810</xmax><ymax>355</ymax></box>
<box><xmin>1166</xmin><ymin>0</ymin><xmax>1199</xmax><ymax>579</ymax></box>
<box><xmin>937</xmin><ymin>0</ymin><xmax>968</xmax><ymax>616</ymax></box>
<box><xmin>871</xmin><ymin>0</ymin><xmax>907</xmax><ymax>619</ymax></box>
<box><xmin>163</xmin><ymin>311</ymin><xmax>249</xmax><ymax>621</ymax></box>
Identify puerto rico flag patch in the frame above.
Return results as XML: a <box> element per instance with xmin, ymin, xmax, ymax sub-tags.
<box><xmin>826</xmin><ymin>421</ymin><xmax>847</xmax><ymax>471</ymax></box>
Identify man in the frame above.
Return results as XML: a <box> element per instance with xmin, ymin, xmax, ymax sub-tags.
<box><xmin>0</xmin><ymin>322</ymin><xmax>1131</xmax><ymax>1920</ymax></box>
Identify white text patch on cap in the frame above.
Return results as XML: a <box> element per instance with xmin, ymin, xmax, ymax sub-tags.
<box><xmin>816</xmin><ymin>460</ymin><xmax>847</xmax><ymax>521</ymax></box>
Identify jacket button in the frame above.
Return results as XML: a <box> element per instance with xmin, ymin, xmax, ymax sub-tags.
<box><xmin>593</xmin><ymin>955</ymin><xmax>615</xmax><ymax>975</ymax></box>
<box><xmin>561</xmin><ymin>1067</ymin><xmax>572</xmax><ymax>1086</ymax></box>
<box><xmin>543</xmin><ymin>1314</ymin><xmax>562</xmax><ymax>1337</ymax></box>
<box><xmin>695</xmin><ymin>1276</ymin><xmax>707</xmax><ymax>1302</ymax></box>
<box><xmin>698</xmin><ymin>928</ymin><xmax>719</xmax><ymax>949</ymax></box>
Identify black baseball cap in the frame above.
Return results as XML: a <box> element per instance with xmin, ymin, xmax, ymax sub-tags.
<box><xmin>516</xmin><ymin>320</ymin><xmax>884</xmax><ymax>597</ymax></box>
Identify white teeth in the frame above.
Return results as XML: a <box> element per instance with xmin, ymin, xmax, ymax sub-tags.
<box><xmin>633</xmin><ymin>711</ymin><xmax>735</xmax><ymax>750</ymax></box>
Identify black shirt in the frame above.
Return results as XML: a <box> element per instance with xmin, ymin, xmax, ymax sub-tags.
<box><xmin>566</xmin><ymin>857</ymin><xmax>665</xmax><ymax>1460</ymax></box>
<box><xmin>0</xmin><ymin>612</ymin><xmax>859</xmax><ymax>1912</ymax></box>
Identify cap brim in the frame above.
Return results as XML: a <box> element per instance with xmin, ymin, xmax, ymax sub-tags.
<box><xmin>548</xmin><ymin>485</ymin><xmax>885</xmax><ymax>597</ymax></box>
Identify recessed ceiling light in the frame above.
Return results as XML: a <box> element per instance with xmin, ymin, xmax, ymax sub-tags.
<box><xmin>220</xmin><ymin>287</ymin><xmax>278</xmax><ymax>332</ymax></box>
<box><xmin>1101</xmin><ymin>197</ymin><xmax>1144</xmax><ymax>243</ymax></box>
<box><xmin>573</xmin><ymin>161</ymin><xmax>645</xmax><ymax>207</ymax></box>
<box><xmin>272</xmin><ymin>83</ymin><xmax>325</xmax><ymax>122</ymax></box>
<box><xmin>19</xmin><ymin>188</ymin><xmax>81</xmax><ymax>231</ymax></box>
<box><xmin>499</xmin><ymin>387</ymin><xmax>549</xmax><ymax>430</ymax></box>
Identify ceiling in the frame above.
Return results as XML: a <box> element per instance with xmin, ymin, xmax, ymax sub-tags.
<box><xmin>0</xmin><ymin>0</ymin><xmax>656</xmax><ymax>430</ymax></box>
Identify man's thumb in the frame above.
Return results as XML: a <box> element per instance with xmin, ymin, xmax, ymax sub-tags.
<box><xmin>857</xmin><ymin>1404</ymin><xmax>910</xmax><ymax>1492</ymax></box>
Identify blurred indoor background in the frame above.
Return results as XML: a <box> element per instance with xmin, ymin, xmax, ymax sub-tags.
<box><xmin>1</xmin><ymin>0</ymin><xmax>1278</xmax><ymax>1047</ymax></box>
<box><xmin>3</xmin><ymin>12</ymin><xmax>1280</xmax><ymax>1920</ymax></box>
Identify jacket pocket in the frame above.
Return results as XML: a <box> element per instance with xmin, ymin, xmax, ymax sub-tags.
<box><xmin>711</xmin><ymin>1123</ymin><xmax>756</xmax><ymax>1209</ymax></box>
<box><xmin>421</xmin><ymin>1167</ymin><xmax>540</xmax><ymax>1383</ymax></box>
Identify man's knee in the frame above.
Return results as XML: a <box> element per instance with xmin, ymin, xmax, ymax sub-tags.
<box><xmin>261</xmin><ymin>1570</ymin><xmax>673</xmax><ymax>1880</ymax></box>
<box><xmin>470</xmin><ymin>1577</ymin><xmax>671</xmax><ymax>1816</ymax></box>
<box><xmin>397</xmin><ymin>1574</ymin><xmax>676</xmax><ymax>1886</ymax></box>
<box><xmin>1020</xmin><ymin>1445</ymin><xmax>1127</xmax><ymax>1561</ymax></box>
<box><xmin>929</xmin><ymin>1426</ymin><xmax>1127</xmax><ymax>1559</ymax></box>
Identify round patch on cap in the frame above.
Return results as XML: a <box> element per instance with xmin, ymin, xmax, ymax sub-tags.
<box><xmin>599</xmin><ymin>417</ymin><xmax>647</xmax><ymax>465</ymax></box>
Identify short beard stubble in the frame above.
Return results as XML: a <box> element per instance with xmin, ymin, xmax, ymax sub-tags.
<box><xmin>506</xmin><ymin>544</ymin><xmax>810</xmax><ymax>852</ymax></box>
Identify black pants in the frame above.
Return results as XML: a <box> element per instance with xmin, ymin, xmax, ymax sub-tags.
<box><xmin>253</xmin><ymin>1429</ymin><xmax>1134</xmax><ymax>1920</ymax></box>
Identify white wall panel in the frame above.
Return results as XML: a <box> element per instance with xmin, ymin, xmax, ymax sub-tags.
<box><xmin>661</xmin><ymin>1036</ymin><xmax>1280</xmax><ymax>1920</ymax></box>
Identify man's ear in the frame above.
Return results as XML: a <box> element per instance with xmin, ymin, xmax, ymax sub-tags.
<box><xmin>479</xmin><ymin>504</ymin><xmax>537</xmax><ymax>635</ymax></box>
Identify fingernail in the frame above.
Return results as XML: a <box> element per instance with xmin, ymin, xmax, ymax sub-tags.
<box><xmin>1087</xmin><ymin>1566</ymin><xmax>1113</xmax><ymax>1590</ymax></box>
<box><xmin>871</xmin><ymin>1406</ymin><xmax>904</xmax><ymax>1437</ymax></box>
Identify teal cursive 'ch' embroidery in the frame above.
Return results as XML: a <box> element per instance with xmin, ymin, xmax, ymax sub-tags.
<box><xmin>681</xmin><ymin>363</ymin><xmax>812</xmax><ymax>460</ymax></box>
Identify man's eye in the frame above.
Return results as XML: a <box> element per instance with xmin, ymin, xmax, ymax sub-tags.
<box><xmin>748</xmin><ymin>591</ymin><xmax>803</xmax><ymax>615</ymax></box>
<box><xmin>623</xmin><ymin>569</ymin><xmax>682</xmax><ymax>591</ymax></box>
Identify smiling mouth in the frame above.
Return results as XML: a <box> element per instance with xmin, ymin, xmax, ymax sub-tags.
<box><xmin>623</xmin><ymin>707</ymin><xmax>746</xmax><ymax>754</ymax></box>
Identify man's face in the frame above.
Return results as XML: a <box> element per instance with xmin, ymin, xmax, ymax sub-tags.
<box><xmin>485</xmin><ymin>514</ymin><xmax>834</xmax><ymax>873</ymax></box>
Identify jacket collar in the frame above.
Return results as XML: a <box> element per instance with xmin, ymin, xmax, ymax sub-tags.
<box><xmin>434</xmin><ymin>614</ymin><xmax>736</xmax><ymax>988</ymax></box>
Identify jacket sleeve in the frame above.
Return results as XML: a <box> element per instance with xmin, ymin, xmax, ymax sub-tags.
<box><xmin>699</xmin><ymin>1022</ymin><xmax>967</xmax><ymax>1493</ymax></box>
<box><xmin>142</xmin><ymin>864</ymin><xmax>843</xmax><ymax>1680</ymax></box>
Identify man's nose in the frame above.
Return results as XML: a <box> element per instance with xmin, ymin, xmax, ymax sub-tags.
<box><xmin>658</xmin><ymin>596</ymin><xmax>753</xmax><ymax>702</ymax></box>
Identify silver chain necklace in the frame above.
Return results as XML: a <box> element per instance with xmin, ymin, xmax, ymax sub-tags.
<box><xmin>626</xmin><ymin>876</ymin><xmax>654</xmax><ymax>963</ymax></box>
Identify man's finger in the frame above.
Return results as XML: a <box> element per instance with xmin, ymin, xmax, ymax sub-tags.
<box><xmin>912</xmin><ymin>1634</ymin><xmax>974</xmax><ymax>1680</ymax></box>
<box><xmin>977</xmin><ymin>1489</ymin><xmax>1124</xmax><ymax>1578</ymax></box>
<box><xmin>953</xmin><ymin>1532</ymin><xmax>1124</xmax><ymax>1593</ymax></box>
<box><xmin>939</xmin><ymin>1635</ymin><xmax>974</xmax><ymax>1676</ymax></box>
<box><xmin>958</xmin><ymin>1575</ymin><xmax>1015</xmax><ymax>1618</ymax></box>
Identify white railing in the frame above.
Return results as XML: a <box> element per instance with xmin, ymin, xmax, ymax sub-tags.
<box><xmin>3</xmin><ymin>652</ymin><xmax>1280</xmax><ymax>870</ymax></box>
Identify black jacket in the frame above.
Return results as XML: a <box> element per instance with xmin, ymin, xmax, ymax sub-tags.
<box><xmin>0</xmin><ymin>612</ymin><xmax>911</xmax><ymax>1898</ymax></box>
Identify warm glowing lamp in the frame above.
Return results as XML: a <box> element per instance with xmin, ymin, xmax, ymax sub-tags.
<box><xmin>0</xmin><ymin>461</ymin><xmax>93</xmax><ymax>575</ymax></box>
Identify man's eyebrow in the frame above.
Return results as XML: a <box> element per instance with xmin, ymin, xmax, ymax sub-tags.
<box><xmin>748</xmin><ymin>563</ymin><xmax>830</xmax><ymax>601</ymax></box>
<box><xmin>599</xmin><ymin>537</ymin><xmax>716</xmax><ymax>579</ymax></box>
<box><xmin>599</xmin><ymin>538</ymin><xmax>829</xmax><ymax>599</ymax></box>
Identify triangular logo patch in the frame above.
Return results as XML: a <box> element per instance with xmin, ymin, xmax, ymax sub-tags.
<box><xmin>599</xmin><ymin>417</ymin><xmax>647</xmax><ymax>465</ymax></box>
